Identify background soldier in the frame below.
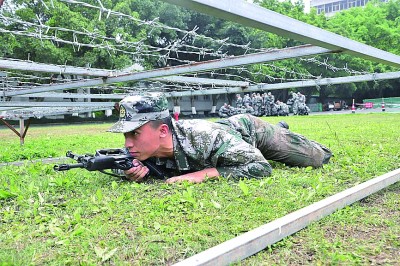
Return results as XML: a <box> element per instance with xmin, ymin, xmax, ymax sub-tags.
<box><xmin>235</xmin><ymin>94</ymin><xmax>243</xmax><ymax>108</ymax></box>
<box><xmin>218</xmin><ymin>103</ymin><xmax>230</xmax><ymax>118</ymax></box>
<box><xmin>289</xmin><ymin>92</ymin><xmax>299</xmax><ymax>115</ymax></box>
<box><xmin>276</xmin><ymin>100</ymin><xmax>289</xmax><ymax>116</ymax></box>
<box><xmin>296</xmin><ymin>92</ymin><xmax>310</xmax><ymax>115</ymax></box>
<box><xmin>268</xmin><ymin>92</ymin><xmax>276</xmax><ymax>116</ymax></box>
<box><xmin>254</xmin><ymin>93</ymin><xmax>263</xmax><ymax>116</ymax></box>
<box><xmin>243</xmin><ymin>94</ymin><xmax>251</xmax><ymax>107</ymax></box>
<box><xmin>297</xmin><ymin>92</ymin><xmax>306</xmax><ymax>104</ymax></box>
<box><xmin>244</xmin><ymin>103</ymin><xmax>255</xmax><ymax>115</ymax></box>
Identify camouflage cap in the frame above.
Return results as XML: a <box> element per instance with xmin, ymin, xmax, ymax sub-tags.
<box><xmin>108</xmin><ymin>92</ymin><xmax>170</xmax><ymax>133</ymax></box>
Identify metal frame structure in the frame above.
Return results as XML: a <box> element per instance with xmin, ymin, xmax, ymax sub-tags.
<box><xmin>1</xmin><ymin>0</ymin><xmax>399</xmax><ymax>263</ymax></box>
<box><xmin>1</xmin><ymin>0</ymin><xmax>399</xmax><ymax>139</ymax></box>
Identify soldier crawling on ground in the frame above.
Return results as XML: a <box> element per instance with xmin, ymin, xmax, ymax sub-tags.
<box><xmin>108</xmin><ymin>92</ymin><xmax>333</xmax><ymax>183</ymax></box>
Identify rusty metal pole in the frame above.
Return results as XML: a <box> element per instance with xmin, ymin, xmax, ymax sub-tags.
<box><xmin>19</xmin><ymin>118</ymin><xmax>25</xmax><ymax>145</ymax></box>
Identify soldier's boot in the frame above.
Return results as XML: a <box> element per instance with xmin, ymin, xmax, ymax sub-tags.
<box><xmin>276</xmin><ymin>121</ymin><xmax>289</xmax><ymax>130</ymax></box>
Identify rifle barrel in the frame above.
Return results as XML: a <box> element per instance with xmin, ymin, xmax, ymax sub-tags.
<box><xmin>54</xmin><ymin>163</ymin><xmax>84</xmax><ymax>171</ymax></box>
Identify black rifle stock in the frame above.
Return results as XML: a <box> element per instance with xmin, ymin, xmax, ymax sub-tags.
<box><xmin>54</xmin><ymin>148</ymin><xmax>166</xmax><ymax>179</ymax></box>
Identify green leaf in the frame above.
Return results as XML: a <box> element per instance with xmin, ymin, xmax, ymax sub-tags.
<box><xmin>154</xmin><ymin>221</ymin><xmax>161</xmax><ymax>231</ymax></box>
<box><xmin>38</xmin><ymin>192</ymin><xmax>45</xmax><ymax>205</ymax></box>
<box><xmin>115</xmin><ymin>195</ymin><xmax>124</xmax><ymax>204</ymax></box>
<box><xmin>96</xmin><ymin>189</ymin><xmax>103</xmax><ymax>202</ymax></box>
<box><xmin>94</xmin><ymin>246</ymin><xmax>118</xmax><ymax>262</ymax></box>
<box><xmin>73</xmin><ymin>208</ymin><xmax>82</xmax><ymax>223</ymax></box>
<box><xmin>239</xmin><ymin>180</ymin><xmax>249</xmax><ymax>196</ymax></box>
<box><xmin>102</xmin><ymin>248</ymin><xmax>118</xmax><ymax>262</ymax></box>
<box><xmin>111</xmin><ymin>181</ymin><xmax>118</xmax><ymax>190</ymax></box>
<box><xmin>71</xmin><ymin>224</ymin><xmax>86</xmax><ymax>236</ymax></box>
<box><xmin>0</xmin><ymin>190</ymin><xmax>17</xmax><ymax>200</ymax></box>
<box><xmin>211</xmin><ymin>199</ymin><xmax>221</xmax><ymax>209</ymax></box>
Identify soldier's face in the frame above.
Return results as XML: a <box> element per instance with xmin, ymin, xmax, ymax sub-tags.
<box><xmin>124</xmin><ymin>122</ymin><xmax>161</xmax><ymax>161</ymax></box>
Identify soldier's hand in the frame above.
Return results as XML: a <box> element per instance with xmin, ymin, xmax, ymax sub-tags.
<box><xmin>166</xmin><ymin>168</ymin><xmax>219</xmax><ymax>184</ymax></box>
<box><xmin>124</xmin><ymin>159</ymin><xmax>149</xmax><ymax>182</ymax></box>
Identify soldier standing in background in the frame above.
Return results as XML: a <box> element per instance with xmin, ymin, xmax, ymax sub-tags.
<box><xmin>261</xmin><ymin>93</ymin><xmax>267</xmax><ymax>115</ymax></box>
<box><xmin>297</xmin><ymin>92</ymin><xmax>306</xmax><ymax>105</ymax></box>
<box><xmin>267</xmin><ymin>92</ymin><xmax>275</xmax><ymax>116</ymax></box>
<box><xmin>235</xmin><ymin>94</ymin><xmax>243</xmax><ymax>108</ymax></box>
<box><xmin>243</xmin><ymin>94</ymin><xmax>251</xmax><ymax>107</ymax></box>
<box><xmin>291</xmin><ymin>92</ymin><xmax>299</xmax><ymax>115</ymax></box>
<box><xmin>254</xmin><ymin>93</ymin><xmax>263</xmax><ymax>116</ymax></box>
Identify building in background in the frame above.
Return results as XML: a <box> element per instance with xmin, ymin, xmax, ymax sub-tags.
<box><xmin>309</xmin><ymin>0</ymin><xmax>388</xmax><ymax>16</ymax></box>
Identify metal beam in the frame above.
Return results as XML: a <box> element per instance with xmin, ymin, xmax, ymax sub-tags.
<box><xmin>0</xmin><ymin>59</ymin><xmax>118</xmax><ymax>77</ymax></box>
<box><xmin>4</xmin><ymin>71</ymin><xmax>399</xmax><ymax>102</ymax></box>
<box><xmin>0</xmin><ymin>101</ymin><xmax>115</xmax><ymax>107</ymax></box>
<box><xmin>0</xmin><ymin>59</ymin><xmax>249</xmax><ymax>87</ymax></box>
<box><xmin>3</xmin><ymin>45</ymin><xmax>334</xmax><ymax>97</ymax></box>
<box><xmin>1</xmin><ymin>106</ymin><xmax>113</xmax><ymax>119</ymax></box>
<box><xmin>164</xmin><ymin>71</ymin><xmax>400</xmax><ymax>97</ymax></box>
<box><xmin>252</xmin><ymin>71</ymin><xmax>400</xmax><ymax>91</ymax></box>
<box><xmin>162</xmin><ymin>0</ymin><xmax>400</xmax><ymax>68</ymax></box>
<box><xmin>153</xmin><ymin>76</ymin><xmax>249</xmax><ymax>87</ymax></box>
<box><xmin>173</xmin><ymin>168</ymin><xmax>400</xmax><ymax>266</ymax></box>
<box><xmin>13</xmin><ymin>92</ymin><xmax>128</xmax><ymax>100</ymax></box>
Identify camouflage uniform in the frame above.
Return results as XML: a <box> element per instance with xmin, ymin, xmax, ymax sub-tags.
<box><xmin>244</xmin><ymin>104</ymin><xmax>255</xmax><ymax>115</ymax></box>
<box><xmin>264</xmin><ymin>95</ymin><xmax>272</xmax><ymax>116</ymax></box>
<box><xmin>108</xmin><ymin>92</ymin><xmax>170</xmax><ymax>133</ymax></box>
<box><xmin>235</xmin><ymin>94</ymin><xmax>243</xmax><ymax>108</ymax></box>
<box><xmin>243</xmin><ymin>94</ymin><xmax>251</xmax><ymax>107</ymax></box>
<box><xmin>297</xmin><ymin>92</ymin><xmax>306</xmax><ymax>104</ymax></box>
<box><xmin>276</xmin><ymin>101</ymin><xmax>289</xmax><ymax>116</ymax></box>
<box><xmin>216</xmin><ymin>114</ymin><xmax>332</xmax><ymax>168</ymax></box>
<box><xmin>253</xmin><ymin>93</ymin><xmax>263</xmax><ymax>116</ymax></box>
<box><xmin>109</xmin><ymin>93</ymin><xmax>332</xmax><ymax>179</ymax></box>
<box><xmin>291</xmin><ymin>92</ymin><xmax>299</xmax><ymax>115</ymax></box>
<box><xmin>156</xmin><ymin>118</ymin><xmax>272</xmax><ymax>179</ymax></box>
<box><xmin>218</xmin><ymin>104</ymin><xmax>230</xmax><ymax>118</ymax></box>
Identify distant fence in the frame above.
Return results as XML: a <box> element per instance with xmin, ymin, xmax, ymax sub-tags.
<box><xmin>363</xmin><ymin>97</ymin><xmax>400</xmax><ymax>108</ymax></box>
<box><xmin>308</xmin><ymin>103</ymin><xmax>322</xmax><ymax>112</ymax></box>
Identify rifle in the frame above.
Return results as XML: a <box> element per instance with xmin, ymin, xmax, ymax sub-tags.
<box><xmin>53</xmin><ymin>148</ymin><xmax>167</xmax><ymax>179</ymax></box>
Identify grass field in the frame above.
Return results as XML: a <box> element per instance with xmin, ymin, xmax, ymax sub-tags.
<box><xmin>1</xmin><ymin>113</ymin><xmax>399</xmax><ymax>265</ymax></box>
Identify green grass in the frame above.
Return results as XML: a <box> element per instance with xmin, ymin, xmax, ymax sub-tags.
<box><xmin>1</xmin><ymin>113</ymin><xmax>399</xmax><ymax>265</ymax></box>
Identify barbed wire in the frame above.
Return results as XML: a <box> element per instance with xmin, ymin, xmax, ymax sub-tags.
<box><xmin>0</xmin><ymin>0</ymin><xmax>375</xmax><ymax>103</ymax></box>
<box><xmin>0</xmin><ymin>14</ymin><xmax>225</xmax><ymax>64</ymax></box>
<box><xmin>300</xmin><ymin>57</ymin><xmax>370</xmax><ymax>75</ymax></box>
<box><xmin>57</xmin><ymin>0</ymin><xmax>261</xmax><ymax>53</ymax></box>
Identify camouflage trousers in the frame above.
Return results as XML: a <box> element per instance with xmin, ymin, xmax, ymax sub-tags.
<box><xmin>253</xmin><ymin>120</ymin><xmax>332</xmax><ymax>167</ymax></box>
<box><xmin>217</xmin><ymin>114</ymin><xmax>332</xmax><ymax>168</ymax></box>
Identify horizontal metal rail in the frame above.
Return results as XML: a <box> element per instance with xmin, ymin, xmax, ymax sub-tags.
<box><xmin>164</xmin><ymin>71</ymin><xmax>400</xmax><ymax>97</ymax></box>
<box><xmin>0</xmin><ymin>102</ymin><xmax>115</xmax><ymax>107</ymax></box>
<box><xmin>3</xmin><ymin>71</ymin><xmax>400</xmax><ymax>104</ymax></box>
<box><xmin>3</xmin><ymin>45</ymin><xmax>334</xmax><ymax>97</ymax></box>
<box><xmin>0</xmin><ymin>59</ymin><xmax>249</xmax><ymax>87</ymax></box>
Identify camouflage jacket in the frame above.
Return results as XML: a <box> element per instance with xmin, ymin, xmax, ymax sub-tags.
<box><xmin>156</xmin><ymin>118</ymin><xmax>272</xmax><ymax>179</ymax></box>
